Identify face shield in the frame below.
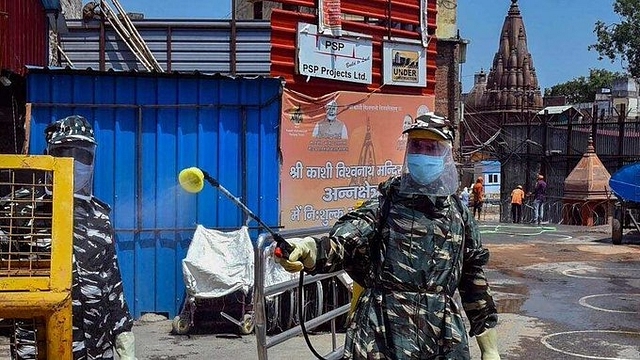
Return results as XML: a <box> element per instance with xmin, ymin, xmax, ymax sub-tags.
<box><xmin>400</xmin><ymin>130</ymin><xmax>459</xmax><ymax>196</ymax></box>
<box><xmin>48</xmin><ymin>141</ymin><xmax>96</xmax><ymax>197</ymax></box>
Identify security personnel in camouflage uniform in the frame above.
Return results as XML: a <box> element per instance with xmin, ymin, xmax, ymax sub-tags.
<box><xmin>2</xmin><ymin>115</ymin><xmax>137</xmax><ymax>360</ymax></box>
<box><xmin>277</xmin><ymin>114</ymin><xmax>501</xmax><ymax>359</ymax></box>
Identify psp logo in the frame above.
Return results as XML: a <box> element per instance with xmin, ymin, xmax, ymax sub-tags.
<box><xmin>323</xmin><ymin>40</ymin><xmax>345</xmax><ymax>52</ymax></box>
<box><xmin>302</xmin><ymin>64</ymin><xmax>320</xmax><ymax>74</ymax></box>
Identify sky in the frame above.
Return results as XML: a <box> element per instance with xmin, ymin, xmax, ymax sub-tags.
<box><xmin>96</xmin><ymin>0</ymin><xmax>626</xmax><ymax>92</ymax></box>
<box><xmin>457</xmin><ymin>0</ymin><xmax>625</xmax><ymax>93</ymax></box>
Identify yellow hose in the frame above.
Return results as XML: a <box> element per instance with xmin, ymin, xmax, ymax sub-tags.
<box><xmin>349</xmin><ymin>199</ymin><xmax>367</xmax><ymax>316</ymax></box>
<box><xmin>349</xmin><ymin>282</ymin><xmax>364</xmax><ymax>315</ymax></box>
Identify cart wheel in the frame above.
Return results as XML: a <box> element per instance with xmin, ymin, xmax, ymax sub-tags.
<box><xmin>612</xmin><ymin>218</ymin><xmax>622</xmax><ymax>245</ymax></box>
<box><xmin>171</xmin><ymin>314</ymin><xmax>191</xmax><ymax>335</ymax></box>
<box><xmin>239</xmin><ymin>313</ymin><xmax>254</xmax><ymax>335</ymax></box>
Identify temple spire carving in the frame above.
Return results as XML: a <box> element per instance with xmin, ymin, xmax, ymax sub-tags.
<box><xmin>466</xmin><ymin>0</ymin><xmax>543</xmax><ymax>115</ymax></box>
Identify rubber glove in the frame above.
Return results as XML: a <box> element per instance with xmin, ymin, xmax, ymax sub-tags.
<box><xmin>115</xmin><ymin>331</ymin><xmax>137</xmax><ymax>360</ymax></box>
<box><xmin>274</xmin><ymin>236</ymin><xmax>317</xmax><ymax>273</ymax></box>
<box><xmin>476</xmin><ymin>327</ymin><xmax>500</xmax><ymax>360</ymax></box>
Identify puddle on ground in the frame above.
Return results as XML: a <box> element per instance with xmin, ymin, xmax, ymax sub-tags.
<box><xmin>491</xmin><ymin>281</ymin><xmax>529</xmax><ymax>314</ymax></box>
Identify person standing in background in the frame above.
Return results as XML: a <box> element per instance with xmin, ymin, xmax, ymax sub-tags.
<box><xmin>460</xmin><ymin>186</ymin><xmax>470</xmax><ymax>207</ymax></box>
<box><xmin>510</xmin><ymin>185</ymin><xmax>525</xmax><ymax>223</ymax></box>
<box><xmin>472</xmin><ymin>177</ymin><xmax>484</xmax><ymax>220</ymax></box>
<box><xmin>532</xmin><ymin>174</ymin><xmax>547</xmax><ymax>225</ymax></box>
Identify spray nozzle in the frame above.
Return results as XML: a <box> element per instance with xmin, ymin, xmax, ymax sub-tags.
<box><xmin>178</xmin><ymin>166</ymin><xmax>293</xmax><ymax>258</ymax></box>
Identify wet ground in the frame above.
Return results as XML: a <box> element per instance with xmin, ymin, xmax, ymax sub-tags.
<box><xmin>482</xmin><ymin>223</ymin><xmax>640</xmax><ymax>359</ymax></box>
<box><xmin>2</xmin><ymin>221</ymin><xmax>640</xmax><ymax>359</ymax></box>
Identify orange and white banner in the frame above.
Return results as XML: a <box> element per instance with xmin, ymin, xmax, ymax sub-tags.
<box><xmin>279</xmin><ymin>89</ymin><xmax>435</xmax><ymax>229</ymax></box>
<box><xmin>318</xmin><ymin>0</ymin><xmax>342</xmax><ymax>37</ymax></box>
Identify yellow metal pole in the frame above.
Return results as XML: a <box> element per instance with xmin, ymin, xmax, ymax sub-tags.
<box><xmin>47</xmin><ymin>295</ymin><xmax>73</xmax><ymax>360</ymax></box>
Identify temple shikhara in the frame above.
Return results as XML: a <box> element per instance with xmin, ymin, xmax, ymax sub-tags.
<box><xmin>463</xmin><ymin>0</ymin><xmax>544</xmax><ymax>148</ymax></box>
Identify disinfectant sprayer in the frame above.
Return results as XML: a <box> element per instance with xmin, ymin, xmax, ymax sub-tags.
<box><xmin>178</xmin><ymin>167</ymin><xmax>294</xmax><ymax>258</ymax></box>
<box><xmin>178</xmin><ymin>167</ymin><xmax>328</xmax><ymax>360</ymax></box>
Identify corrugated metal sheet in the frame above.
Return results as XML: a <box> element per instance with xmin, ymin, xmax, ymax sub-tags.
<box><xmin>60</xmin><ymin>20</ymin><xmax>272</xmax><ymax>74</ymax></box>
<box><xmin>25</xmin><ymin>67</ymin><xmax>283</xmax><ymax>318</ymax></box>
<box><xmin>270</xmin><ymin>0</ymin><xmax>438</xmax><ymax>96</ymax></box>
<box><xmin>0</xmin><ymin>0</ymin><xmax>48</xmax><ymax>74</ymax></box>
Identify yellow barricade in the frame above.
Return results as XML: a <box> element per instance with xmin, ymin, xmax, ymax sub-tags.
<box><xmin>0</xmin><ymin>155</ymin><xmax>74</xmax><ymax>359</ymax></box>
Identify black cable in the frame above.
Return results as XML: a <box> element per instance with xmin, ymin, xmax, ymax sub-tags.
<box><xmin>297</xmin><ymin>272</ymin><xmax>328</xmax><ymax>360</ymax></box>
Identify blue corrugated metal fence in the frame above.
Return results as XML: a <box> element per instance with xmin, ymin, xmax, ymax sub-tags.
<box><xmin>26</xmin><ymin>68</ymin><xmax>282</xmax><ymax>318</ymax></box>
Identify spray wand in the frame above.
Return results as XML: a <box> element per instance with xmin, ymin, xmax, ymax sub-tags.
<box><xmin>178</xmin><ymin>167</ymin><xmax>294</xmax><ymax>258</ymax></box>
<box><xmin>178</xmin><ymin>166</ymin><xmax>329</xmax><ymax>360</ymax></box>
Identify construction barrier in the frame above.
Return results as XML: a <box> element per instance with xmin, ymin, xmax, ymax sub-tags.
<box><xmin>254</xmin><ymin>227</ymin><xmax>350</xmax><ymax>360</ymax></box>
<box><xmin>0</xmin><ymin>155</ymin><xmax>74</xmax><ymax>359</ymax></box>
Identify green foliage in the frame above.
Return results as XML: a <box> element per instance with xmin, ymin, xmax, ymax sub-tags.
<box><xmin>589</xmin><ymin>0</ymin><xmax>640</xmax><ymax>78</ymax></box>
<box><xmin>544</xmin><ymin>69</ymin><xmax>623</xmax><ymax>103</ymax></box>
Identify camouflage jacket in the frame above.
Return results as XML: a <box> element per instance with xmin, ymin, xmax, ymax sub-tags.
<box><xmin>313</xmin><ymin>176</ymin><xmax>498</xmax><ymax>359</ymax></box>
<box><xmin>0</xmin><ymin>187</ymin><xmax>52</xmax><ymax>258</ymax></box>
<box><xmin>2</xmin><ymin>188</ymin><xmax>133</xmax><ymax>359</ymax></box>
<box><xmin>0</xmin><ymin>187</ymin><xmax>114</xmax><ymax>258</ymax></box>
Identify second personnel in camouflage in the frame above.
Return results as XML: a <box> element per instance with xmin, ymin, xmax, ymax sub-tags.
<box><xmin>3</xmin><ymin>115</ymin><xmax>137</xmax><ymax>360</ymax></box>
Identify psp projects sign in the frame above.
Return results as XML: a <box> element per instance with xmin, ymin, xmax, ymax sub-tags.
<box><xmin>296</xmin><ymin>22</ymin><xmax>372</xmax><ymax>85</ymax></box>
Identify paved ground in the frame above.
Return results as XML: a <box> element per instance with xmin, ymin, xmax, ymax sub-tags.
<box><xmin>2</xmin><ymin>218</ymin><xmax>640</xmax><ymax>359</ymax></box>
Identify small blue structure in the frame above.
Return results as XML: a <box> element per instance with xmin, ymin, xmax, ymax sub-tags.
<box><xmin>474</xmin><ymin>160</ymin><xmax>501</xmax><ymax>202</ymax></box>
<box><xmin>609</xmin><ymin>162</ymin><xmax>640</xmax><ymax>203</ymax></box>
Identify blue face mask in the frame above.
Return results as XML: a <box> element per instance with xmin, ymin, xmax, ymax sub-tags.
<box><xmin>73</xmin><ymin>161</ymin><xmax>94</xmax><ymax>195</ymax></box>
<box><xmin>407</xmin><ymin>154</ymin><xmax>445</xmax><ymax>185</ymax></box>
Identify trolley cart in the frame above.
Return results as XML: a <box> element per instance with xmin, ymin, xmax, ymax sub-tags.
<box><xmin>172</xmin><ymin>224</ymin><xmax>255</xmax><ymax>335</ymax></box>
<box><xmin>609</xmin><ymin>162</ymin><xmax>640</xmax><ymax>245</ymax></box>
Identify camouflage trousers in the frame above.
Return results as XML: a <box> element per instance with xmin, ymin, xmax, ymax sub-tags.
<box><xmin>342</xmin><ymin>288</ymin><xmax>470</xmax><ymax>360</ymax></box>
<box><xmin>11</xmin><ymin>241</ymin><xmax>133</xmax><ymax>360</ymax></box>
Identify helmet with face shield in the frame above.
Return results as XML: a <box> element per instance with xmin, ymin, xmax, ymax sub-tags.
<box><xmin>399</xmin><ymin>113</ymin><xmax>459</xmax><ymax>196</ymax></box>
<box><xmin>45</xmin><ymin>115</ymin><xmax>97</xmax><ymax>198</ymax></box>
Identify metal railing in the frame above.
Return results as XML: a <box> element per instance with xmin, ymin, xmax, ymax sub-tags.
<box><xmin>254</xmin><ymin>226</ymin><xmax>349</xmax><ymax>360</ymax></box>
<box><xmin>0</xmin><ymin>155</ymin><xmax>74</xmax><ymax>359</ymax></box>
<box><xmin>497</xmin><ymin>197</ymin><xmax>613</xmax><ymax>226</ymax></box>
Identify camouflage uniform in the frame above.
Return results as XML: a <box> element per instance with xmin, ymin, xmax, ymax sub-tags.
<box><xmin>313</xmin><ymin>177</ymin><xmax>498</xmax><ymax>359</ymax></box>
<box><xmin>1</xmin><ymin>186</ymin><xmax>52</xmax><ymax>360</ymax></box>
<box><xmin>0</xmin><ymin>186</ymin><xmax>52</xmax><ymax>257</ymax></box>
<box><xmin>71</xmin><ymin>196</ymin><xmax>134</xmax><ymax>359</ymax></box>
<box><xmin>1</xmin><ymin>190</ymin><xmax>134</xmax><ymax>360</ymax></box>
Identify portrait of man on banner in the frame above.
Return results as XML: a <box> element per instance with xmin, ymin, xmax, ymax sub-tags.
<box><xmin>313</xmin><ymin>100</ymin><xmax>348</xmax><ymax>140</ymax></box>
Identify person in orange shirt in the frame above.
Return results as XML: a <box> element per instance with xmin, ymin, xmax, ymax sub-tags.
<box><xmin>471</xmin><ymin>177</ymin><xmax>484</xmax><ymax>220</ymax></box>
<box><xmin>510</xmin><ymin>185</ymin><xmax>525</xmax><ymax>223</ymax></box>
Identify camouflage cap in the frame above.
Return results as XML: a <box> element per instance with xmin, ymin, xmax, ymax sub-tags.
<box><xmin>403</xmin><ymin>112</ymin><xmax>454</xmax><ymax>141</ymax></box>
<box><xmin>45</xmin><ymin>115</ymin><xmax>96</xmax><ymax>145</ymax></box>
